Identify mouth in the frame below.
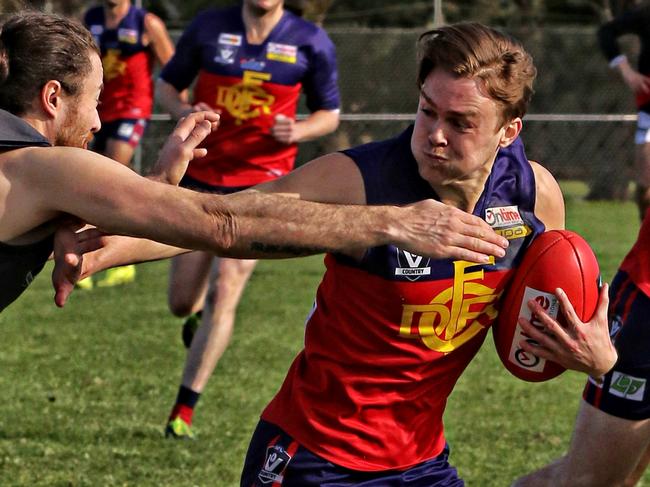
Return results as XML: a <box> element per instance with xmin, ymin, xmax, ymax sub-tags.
<box><xmin>423</xmin><ymin>151</ymin><xmax>447</xmax><ymax>163</ymax></box>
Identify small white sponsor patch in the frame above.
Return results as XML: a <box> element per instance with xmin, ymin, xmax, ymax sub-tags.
<box><xmin>485</xmin><ymin>205</ymin><xmax>524</xmax><ymax>228</ymax></box>
<box><xmin>218</xmin><ymin>33</ymin><xmax>242</xmax><ymax>46</ymax></box>
<box><xmin>609</xmin><ymin>372</ymin><xmax>646</xmax><ymax>401</ymax></box>
<box><xmin>117</xmin><ymin>28</ymin><xmax>138</xmax><ymax>44</ymax></box>
<box><xmin>508</xmin><ymin>287</ymin><xmax>559</xmax><ymax>371</ymax></box>
<box><xmin>117</xmin><ymin>122</ymin><xmax>135</xmax><ymax>139</ymax></box>
<box><xmin>90</xmin><ymin>25</ymin><xmax>104</xmax><ymax>35</ymax></box>
<box><xmin>267</xmin><ymin>42</ymin><xmax>298</xmax><ymax>63</ymax></box>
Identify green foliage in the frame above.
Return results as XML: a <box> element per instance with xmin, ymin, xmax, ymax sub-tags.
<box><xmin>0</xmin><ymin>184</ymin><xmax>647</xmax><ymax>486</ymax></box>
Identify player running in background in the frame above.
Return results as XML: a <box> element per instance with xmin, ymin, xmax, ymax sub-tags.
<box><xmin>157</xmin><ymin>0</ymin><xmax>341</xmax><ymax>439</ymax></box>
<box><xmin>81</xmin><ymin>0</ymin><xmax>176</xmax><ymax>288</ymax></box>
<box><xmin>229</xmin><ymin>23</ymin><xmax>616</xmax><ymax>486</ymax></box>
<box><xmin>2</xmin><ymin>11</ymin><xmax>509</xmax><ymax>346</ymax></box>
<box><xmin>513</xmin><ymin>212</ymin><xmax>650</xmax><ymax>486</ymax></box>
<box><xmin>598</xmin><ymin>3</ymin><xmax>650</xmax><ymax>220</ymax></box>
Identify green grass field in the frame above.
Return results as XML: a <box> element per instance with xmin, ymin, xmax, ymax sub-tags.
<box><xmin>0</xmin><ymin>182</ymin><xmax>647</xmax><ymax>486</ymax></box>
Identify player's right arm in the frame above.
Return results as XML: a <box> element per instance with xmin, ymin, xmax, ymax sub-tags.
<box><xmin>144</xmin><ymin>12</ymin><xmax>175</xmax><ymax>67</ymax></box>
<box><xmin>156</xmin><ymin>79</ymin><xmax>215</xmax><ymax>120</ymax></box>
<box><xmin>598</xmin><ymin>5</ymin><xmax>650</xmax><ymax>94</ymax></box>
<box><xmin>241</xmin><ymin>151</ymin><xmax>509</xmax><ymax>262</ymax></box>
<box><xmin>155</xmin><ymin>12</ymin><xmax>216</xmax><ymax>120</ymax></box>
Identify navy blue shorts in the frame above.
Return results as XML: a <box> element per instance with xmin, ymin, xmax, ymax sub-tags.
<box><xmin>93</xmin><ymin>118</ymin><xmax>148</xmax><ymax>153</ymax></box>
<box><xmin>583</xmin><ymin>271</ymin><xmax>650</xmax><ymax>420</ymax></box>
<box><xmin>240</xmin><ymin>420</ymin><xmax>464</xmax><ymax>487</ymax></box>
<box><xmin>179</xmin><ymin>174</ymin><xmax>250</xmax><ymax>195</ymax></box>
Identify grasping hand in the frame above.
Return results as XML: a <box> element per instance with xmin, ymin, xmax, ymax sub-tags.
<box><xmin>150</xmin><ymin>111</ymin><xmax>220</xmax><ymax>185</ymax></box>
<box><xmin>270</xmin><ymin>114</ymin><xmax>302</xmax><ymax>144</ymax></box>
<box><xmin>517</xmin><ymin>284</ymin><xmax>617</xmax><ymax>378</ymax></box>
<box><xmin>394</xmin><ymin>199</ymin><xmax>509</xmax><ymax>263</ymax></box>
<box><xmin>52</xmin><ymin>221</ymin><xmax>106</xmax><ymax>308</ymax></box>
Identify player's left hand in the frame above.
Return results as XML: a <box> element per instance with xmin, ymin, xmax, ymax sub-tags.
<box><xmin>270</xmin><ymin>114</ymin><xmax>301</xmax><ymax>144</ymax></box>
<box><xmin>150</xmin><ymin>111</ymin><xmax>220</xmax><ymax>185</ymax></box>
<box><xmin>51</xmin><ymin>221</ymin><xmax>105</xmax><ymax>307</ymax></box>
<box><xmin>517</xmin><ymin>284</ymin><xmax>617</xmax><ymax>378</ymax></box>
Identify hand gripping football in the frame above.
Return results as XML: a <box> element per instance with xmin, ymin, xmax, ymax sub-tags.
<box><xmin>492</xmin><ymin>230</ymin><xmax>601</xmax><ymax>382</ymax></box>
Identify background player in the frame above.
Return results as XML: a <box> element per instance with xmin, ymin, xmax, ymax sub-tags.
<box><xmin>598</xmin><ymin>2</ymin><xmax>650</xmax><ymax>220</ymax></box>
<box><xmin>82</xmin><ymin>0</ymin><xmax>177</xmax><ymax>287</ymax></box>
<box><xmin>157</xmin><ymin>0</ymin><xmax>341</xmax><ymax>438</ymax></box>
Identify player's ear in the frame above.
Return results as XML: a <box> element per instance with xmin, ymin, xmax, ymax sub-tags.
<box><xmin>498</xmin><ymin>117</ymin><xmax>522</xmax><ymax>148</ymax></box>
<box><xmin>40</xmin><ymin>80</ymin><xmax>65</xmax><ymax>119</ymax></box>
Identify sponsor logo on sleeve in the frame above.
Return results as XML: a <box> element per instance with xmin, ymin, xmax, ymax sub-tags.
<box><xmin>267</xmin><ymin>42</ymin><xmax>297</xmax><ymax>64</ymax></box>
<box><xmin>258</xmin><ymin>445</ymin><xmax>292</xmax><ymax>484</ymax></box>
<box><xmin>609</xmin><ymin>372</ymin><xmax>646</xmax><ymax>401</ymax></box>
<box><xmin>508</xmin><ymin>287</ymin><xmax>559</xmax><ymax>371</ymax></box>
<box><xmin>394</xmin><ymin>248</ymin><xmax>431</xmax><ymax>281</ymax></box>
<box><xmin>485</xmin><ymin>205</ymin><xmax>531</xmax><ymax>240</ymax></box>
<box><xmin>117</xmin><ymin>28</ymin><xmax>138</xmax><ymax>44</ymax></box>
<box><xmin>89</xmin><ymin>25</ymin><xmax>103</xmax><ymax>36</ymax></box>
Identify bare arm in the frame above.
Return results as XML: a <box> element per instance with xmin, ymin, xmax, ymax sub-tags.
<box><xmin>156</xmin><ymin>79</ymin><xmax>216</xmax><ymax>120</ymax></box>
<box><xmin>531</xmin><ymin>160</ymin><xmax>565</xmax><ymax>230</ymax></box>
<box><xmin>270</xmin><ymin>109</ymin><xmax>340</xmax><ymax>145</ymax></box>
<box><xmin>144</xmin><ymin>13</ymin><xmax>175</xmax><ymax>67</ymax></box>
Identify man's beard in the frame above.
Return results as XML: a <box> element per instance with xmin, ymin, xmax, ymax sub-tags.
<box><xmin>55</xmin><ymin>108</ymin><xmax>93</xmax><ymax>149</ymax></box>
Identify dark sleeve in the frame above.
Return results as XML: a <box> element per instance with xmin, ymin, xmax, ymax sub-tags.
<box><xmin>302</xmin><ymin>29</ymin><xmax>340</xmax><ymax>112</ymax></box>
<box><xmin>597</xmin><ymin>6</ymin><xmax>650</xmax><ymax>62</ymax></box>
<box><xmin>158</xmin><ymin>13</ymin><xmax>204</xmax><ymax>91</ymax></box>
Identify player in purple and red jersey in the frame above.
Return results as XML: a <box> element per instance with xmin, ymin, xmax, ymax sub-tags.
<box><xmin>158</xmin><ymin>0</ymin><xmax>340</xmax><ymax>439</ymax></box>
<box><xmin>232</xmin><ymin>23</ymin><xmax>616</xmax><ymax>486</ymax></box>
<box><xmin>83</xmin><ymin>0</ymin><xmax>176</xmax><ymax>287</ymax></box>
<box><xmin>84</xmin><ymin>0</ymin><xmax>175</xmax><ymax>166</ymax></box>
<box><xmin>598</xmin><ymin>3</ymin><xmax>650</xmax><ymax>219</ymax></box>
<box><xmin>515</xmin><ymin>214</ymin><xmax>650</xmax><ymax>486</ymax></box>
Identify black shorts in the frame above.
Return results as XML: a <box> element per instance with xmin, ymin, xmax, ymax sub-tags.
<box><xmin>92</xmin><ymin>118</ymin><xmax>148</xmax><ymax>153</ymax></box>
<box><xmin>240</xmin><ymin>420</ymin><xmax>464</xmax><ymax>487</ymax></box>
<box><xmin>583</xmin><ymin>271</ymin><xmax>650</xmax><ymax>420</ymax></box>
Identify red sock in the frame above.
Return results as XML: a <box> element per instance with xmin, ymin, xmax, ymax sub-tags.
<box><xmin>169</xmin><ymin>404</ymin><xmax>194</xmax><ymax>425</ymax></box>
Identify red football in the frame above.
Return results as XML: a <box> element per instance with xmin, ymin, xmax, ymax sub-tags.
<box><xmin>492</xmin><ymin>230</ymin><xmax>601</xmax><ymax>382</ymax></box>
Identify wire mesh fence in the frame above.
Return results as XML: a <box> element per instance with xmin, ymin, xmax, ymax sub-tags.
<box><xmin>138</xmin><ymin>25</ymin><xmax>640</xmax><ymax>199</ymax></box>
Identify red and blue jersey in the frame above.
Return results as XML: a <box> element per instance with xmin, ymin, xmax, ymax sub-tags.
<box><xmin>160</xmin><ymin>6</ymin><xmax>340</xmax><ymax>188</ymax></box>
<box><xmin>620</xmin><ymin>213</ymin><xmax>650</xmax><ymax>296</ymax></box>
<box><xmin>262</xmin><ymin>127</ymin><xmax>545</xmax><ymax>471</ymax></box>
<box><xmin>84</xmin><ymin>5</ymin><xmax>154</xmax><ymax>122</ymax></box>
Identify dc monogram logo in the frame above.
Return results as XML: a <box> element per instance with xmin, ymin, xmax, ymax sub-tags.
<box><xmin>258</xmin><ymin>445</ymin><xmax>292</xmax><ymax>484</ymax></box>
